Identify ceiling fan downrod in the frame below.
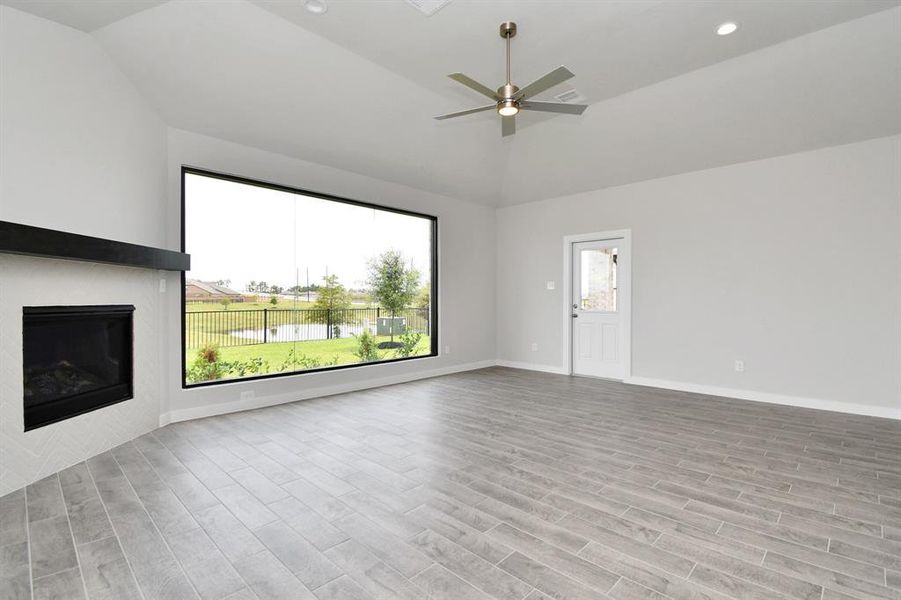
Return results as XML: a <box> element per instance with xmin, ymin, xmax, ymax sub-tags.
<box><xmin>498</xmin><ymin>22</ymin><xmax>519</xmax><ymax>114</ymax></box>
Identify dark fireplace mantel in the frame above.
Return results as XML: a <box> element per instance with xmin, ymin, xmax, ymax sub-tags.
<box><xmin>0</xmin><ymin>221</ymin><xmax>189</xmax><ymax>271</ymax></box>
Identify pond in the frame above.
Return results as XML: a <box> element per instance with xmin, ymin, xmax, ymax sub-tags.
<box><xmin>230</xmin><ymin>322</ymin><xmax>372</xmax><ymax>343</ymax></box>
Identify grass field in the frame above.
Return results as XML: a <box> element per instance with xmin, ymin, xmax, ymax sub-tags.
<box><xmin>185</xmin><ymin>334</ymin><xmax>432</xmax><ymax>383</ymax></box>
<box><xmin>213</xmin><ymin>335</ymin><xmax>431</xmax><ymax>367</ymax></box>
<box><xmin>186</xmin><ymin>300</ymin><xmax>317</xmax><ymax>312</ymax></box>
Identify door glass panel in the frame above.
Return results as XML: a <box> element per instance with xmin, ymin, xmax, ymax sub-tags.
<box><xmin>580</xmin><ymin>247</ymin><xmax>617</xmax><ymax>311</ymax></box>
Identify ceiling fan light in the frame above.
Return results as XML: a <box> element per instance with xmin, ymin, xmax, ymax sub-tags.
<box><xmin>302</xmin><ymin>0</ymin><xmax>328</xmax><ymax>15</ymax></box>
<box><xmin>716</xmin><ymin>21</ymin><xmax>738</xmax><ymax>36</ymax></box>
<box><xmin>498</xmin><ymin>100</ymin><xmax>519</xmax><ymax>117</ymax></box>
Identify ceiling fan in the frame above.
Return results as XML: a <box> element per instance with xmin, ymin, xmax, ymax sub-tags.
<box><xmin>435</xmin><ymin>21</ymin><xmax>588</xmax><ymax>137</ymax></box>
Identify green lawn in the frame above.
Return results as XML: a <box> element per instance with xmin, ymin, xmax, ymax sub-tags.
<box><xmin>185</xmin><ymin>334</ymin><xmax>432</xmax><ymax>384</ymax></box>
<box><xmin>215</xmin><ymin>335</ymin><xmax>431</xmax><ymax>366</ymax></box>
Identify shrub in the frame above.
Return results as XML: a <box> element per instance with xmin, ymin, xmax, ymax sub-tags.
<box><xmin>229</xmin><ymin>356</ymin><xmax>266</xmax><ymax>377</ymax></box>
<box><xmin>188</xmin><ymin>344</ymin><xmax>221</xmax><ymax>382</ymax></box>
<box><xmin>277</xmin><ymin>349</ymin><xmax>339</xmax><ymax>372</ymax></box>
<box><xmin>269</xmin><ymin>295</ymin><xmax>278</xmax><ymax>305</ymax></box>
<box><xmin>277</xmin><ymin>348</ymin><xmax>298</xmax><ymax>372</ymax></box>
<box><xmin>199</xmin><ymin>344</ymin><xmax>219</xmax><ymax>363</ymax></box>
<box><xmin>395</xmin><ymin>330</ymin><xmax>422</xmax><ymax>358</ymax></box>
<box><xmin>353</xmin><ymin>330</ymin><xmax>381</xmax><ymax>362</ymax></box>
<box><xmin>187</xmin><ymin>344</ymin><xmax>269</xmax><ymax>383</ymax></box>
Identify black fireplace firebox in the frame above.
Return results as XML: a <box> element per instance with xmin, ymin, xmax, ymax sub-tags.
<box><xmin>23</xmin><ymin>305</ymin><xmax>134</xmax><ymax>431</ymax></box>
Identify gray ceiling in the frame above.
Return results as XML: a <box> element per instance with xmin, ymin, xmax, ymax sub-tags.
<box><xmin>4</xmin><ymin>0</ymin><xmax>900</xmax><ymax>206</ymax></box>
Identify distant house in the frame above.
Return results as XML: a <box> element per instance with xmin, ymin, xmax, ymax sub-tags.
<box><xmin>185</xmin><ymin>280</ymin><xmax>244</xmax><ymax>303</ymax></box>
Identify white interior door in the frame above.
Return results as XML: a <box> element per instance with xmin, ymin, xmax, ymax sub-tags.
<box><xmin>571</xmin><ymin>239</ymin><xmax>623</xmax><ymax>379</ymax></box>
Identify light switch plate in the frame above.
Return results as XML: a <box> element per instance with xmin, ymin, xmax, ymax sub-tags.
<box><xmin>546</xmin><ymin>281</ymin><xmax>555</xmax><ymax>290</ymax></box>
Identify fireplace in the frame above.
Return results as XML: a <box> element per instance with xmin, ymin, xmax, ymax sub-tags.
<box><xmin>23</xmin><ymin>305</ymin><xmax>134</xmax><ymax>431</ymax></box>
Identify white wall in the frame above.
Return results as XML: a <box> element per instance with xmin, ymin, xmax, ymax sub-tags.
<box><xmin>0</xmin><ymin>6</ymin><xmax>167</xmax><ymax>247</ymax></box>
<box><xmin>0</xmin><ymin>6</ymin><xmax>168</xmax><ymax>495</ymax></box>
<box><xmin>160</xmin><ymin>129</ymin><xmax>497</xmax><ymax>422</ymax></box>
<box><xmin>496</xmin><ymin>136</ymin><xmax>901</xmax><ymax>418</ymax></box>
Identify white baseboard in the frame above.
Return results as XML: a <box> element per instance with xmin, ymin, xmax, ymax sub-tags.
<box><xmin>158</xmin><ymin>360</ymin><xmax>899</xmax><ymax>425</ymax></box>
<box><xmin>158</xmin><ymin>360</ymin><xmax>496</xmax><ymax>426</ymax></box>
<box><xmin>495</xmin><ymin>360</ymin><xmax>570</xmax><ymax>375</ymax></box>
<box><xmin>624</xmin><ymin>376</ymin><xmax>901</xmax><ymax>420</ymax></box>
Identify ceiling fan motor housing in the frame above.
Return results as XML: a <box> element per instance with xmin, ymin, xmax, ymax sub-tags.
<box><xmin>498</xmin><ymin>83</ymin><xmax>519</xmax><ymax>101</ymax></box>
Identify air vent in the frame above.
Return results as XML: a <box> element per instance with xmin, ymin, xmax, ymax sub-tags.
<box><xmin>554</xmin><ymin>88</ymin><xmax>588</xmax><ymax>104</ymax></box>
<box><xmin>404</xmin><ymin>0</ymin><xmax>452</xmax><ymax>16</ymax></box>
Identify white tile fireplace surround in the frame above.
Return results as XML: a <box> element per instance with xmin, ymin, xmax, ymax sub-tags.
<box><xmin>0</xmin><ymin>255</ymin><xmax>162</xmax><ymax>495</ymax></box>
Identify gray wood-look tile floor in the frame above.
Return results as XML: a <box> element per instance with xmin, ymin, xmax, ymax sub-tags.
<box><xmin>2</xmin><ymin>367</ymin><xmax>900</xmax><ymax>600</ymax></box>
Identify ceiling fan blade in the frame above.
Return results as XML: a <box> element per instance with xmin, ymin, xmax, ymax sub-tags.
<box><xmin>520</xmin><ymin>100</ymin><xmax>588</xmax><ymax>115</ymax></box>
<box><xmin>502</xmin><ymin>115</ymin><xmax>515</xmax><ymax>137</ymax></box>
<box><xmin>448</xmin><ymin>73</ymin><xmax>500</xmax><ymax>100</ymax></box>
<box><xmin>434</xmin><ymin>105</ymin><xmax>497</xmax><ymax>120</ymax></box>
<box><xmin>513</xmin><ymin>66</ymin><xmax>574</xmax><ymax>100</ymax></box>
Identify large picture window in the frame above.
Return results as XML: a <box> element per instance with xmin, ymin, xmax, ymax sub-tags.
<box><xmin>181</xmin><ymin>168</ymin><xmax>437</xmax><ymax>387</ymax></box>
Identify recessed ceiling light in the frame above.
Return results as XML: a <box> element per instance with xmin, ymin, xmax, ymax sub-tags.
<box><xmin>302</xmin><ymin>0</ymin><xmax>327</xmax><ymax>15</ymax></box>
<box><xmin>716</xmin><ymin>22</ymin><xmax>738</xmax><ymax>36</ymax></box>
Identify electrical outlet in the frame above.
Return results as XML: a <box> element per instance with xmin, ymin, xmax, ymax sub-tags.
<box><xmin>531</xmin><ymin>343</ymin><xmax>538</xmax><ymax>352</ymax></box>
<box><xmin>158</xmin><ymin>278</ymin><xmax>166</xmax><ymax>293</ymax></box>
<box><xmin>734</xmin><ymin>360</ymin><xmax>744</xmax><ymax>372</ymax></box>
<box><xmin>444</xmin><ymin>345</ymin><xmax>451</xmax><ymax>355</ymax></box>
<box><xmin>240</xmin><ymin>390</ymin><xmax>255</xmax><ymax>402</ymax></box>
<box><xmin>546</xmin><ymin>281</ymin><xmax>555</xmax><ymax>290</ymax></box>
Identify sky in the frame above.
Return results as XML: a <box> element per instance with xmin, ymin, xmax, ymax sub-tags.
<box><xmin>185</xmin><ymin>173</ymin><xmax>432</xmax><ymax>292</ymax></box>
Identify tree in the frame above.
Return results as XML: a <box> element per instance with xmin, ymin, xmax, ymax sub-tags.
<box><xmin>415</xmin><ymin>282</ymin><xmax>431</xmax><ymax>309</ymax></box>
<box><xmin>313</xmin><ymin>275</ymin><xmax>352</xmax><ymax>336</ymax></box>
<box><xmin>215</xmin><ymin>279</ymin><xmax>231</xmax><ymax>288</ymax></box>
<box><xmin>219</xmin><ymin>297</ymin><xmax>232</xmax><ymax>311</ymax></box>
<box><xmin>246</xmin><ymin>280</ymin><xmax>257</xmax><ymax>293</ymax></box>
<box><xmin>367</xmin><ymin>250</ymin><xmax>420</xmax><ymax>348</ymax></box>
<box><xmin>314</xmin><ymin>275</ymin><xmax>351</xmax><ymax>311</ymax></box>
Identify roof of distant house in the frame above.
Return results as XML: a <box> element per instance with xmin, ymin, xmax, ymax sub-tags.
<box><xmin>185</xmin><ymin>279</ymin><xmax>243</xmax><ymax>297</ymax></box>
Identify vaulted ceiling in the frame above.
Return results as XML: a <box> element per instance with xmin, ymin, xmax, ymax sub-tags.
<box><xmin>4</xmin><ymin>0</ymin><xmax>900</xmax><ymax>206</ymax></box>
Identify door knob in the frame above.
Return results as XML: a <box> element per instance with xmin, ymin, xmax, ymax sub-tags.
<box><xmin>571</xmin><ymin>313</ymin><xmax>578</xmax><ymax>318</ymax></box>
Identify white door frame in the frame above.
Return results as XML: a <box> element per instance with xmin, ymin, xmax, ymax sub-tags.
<box><xmin>562</xmin><ymin>229</ymin><xmax>632</xmax><ymax>378</ymax></box>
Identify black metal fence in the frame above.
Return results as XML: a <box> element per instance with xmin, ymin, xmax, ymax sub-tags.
<box><xmin>185</xmin><ymin>307</ymin><xmax>430</xmax><ymax>349</ymax></box>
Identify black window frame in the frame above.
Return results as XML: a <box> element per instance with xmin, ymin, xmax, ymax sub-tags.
<box><xmin>180</xmin><ymin>166</ymin><xmax>439</xmax><ymax>389</ymax></box>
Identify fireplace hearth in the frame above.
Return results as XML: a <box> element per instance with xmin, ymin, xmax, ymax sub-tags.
<box><xmin>23</xmin><ymin>305</ymin><xmax>134</xmax><ymax>431</ymax></box>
